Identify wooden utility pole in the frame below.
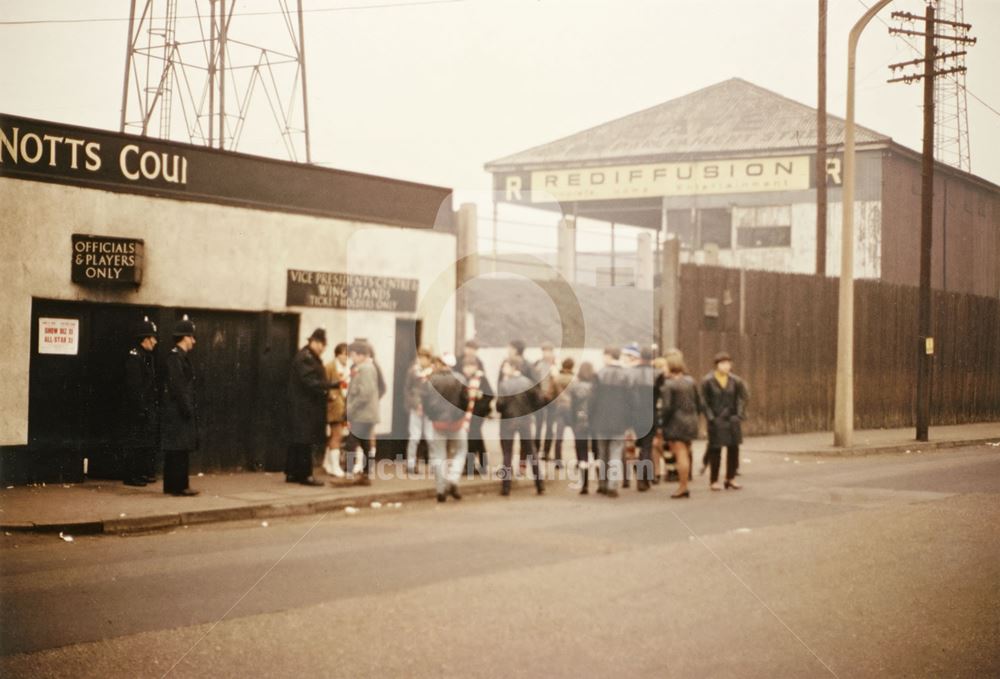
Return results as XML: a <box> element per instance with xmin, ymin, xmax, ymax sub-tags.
<box><xmin>816</xmin><ymin>0</ymin><xmax>828</xmax><ymax>276</ymax></box>
<box><xmin>888</xmin><ymin>7</ymin><xmax>975</xmax><ymax>442</ymax></box>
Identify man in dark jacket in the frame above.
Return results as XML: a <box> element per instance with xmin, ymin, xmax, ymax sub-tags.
<box><xmin>627</xmin><ymin>344</ymin><xmax>658</xmax><ymax>491</ymax></box>
<box><xmin>122</xmin><ymin>316</ymin><xmax>159</xmax><ymax>487</ymax></box>
<box><xmin>462</xmin><ymin>339</ymin><xmax>486</xmax><ymax>373</ymax></box>
<box><xmin>461</xmin><ymin>357</ymin><xmax>494</xmax><ymax>476</ymax></box>
<box><xmin>286</xmin><ymin>328</ymin><xmax>332</xmax><ymax>486</ymax></box>
<box><xmin>161</xmin><ymin>316</ymin><xmax>199</xmax><ymax>496</ymax></box>
<box><xmin>589</xmin><ymin>347</ymin><xmax>631</xmax><ymax>497</ymax></box>
<box><xmin>497</xmin><ymin>339</ymin><xmax>531</xmax><ymax>386</ymax></box>
<box><xmin>700</xmin><ymin>352</ymin><xmax>750</xmax><ymax>490</ymax></box>
<box><xmin>421</xmin><ymin>355</ymin><xmax>470</xmax><ymax>502</ymax></box>
<box><xmin>496</xmin><ymin>357</ymin><xmax>545</xmax><ymax>496</ymax></box>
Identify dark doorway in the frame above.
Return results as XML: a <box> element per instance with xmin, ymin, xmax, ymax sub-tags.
<box><xmin>383</xmin><ymin>317</ymin><xmax>422</xmax><ymax>458</ymax></box>
<box><xmin>24</xmin><ymin>299</ymin><xmax>298</xmax><ymax>483</ymax></box>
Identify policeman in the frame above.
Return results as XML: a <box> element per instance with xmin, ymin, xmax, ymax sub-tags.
<box><xmin>122</xmin><ymin>316</ymin><xmax>159</xmax><ymax>487</ymax></box>
<box><xmin>161</xmin><ymin>315</ymin><xmax>200</xmax><ymax>496</ymax></box>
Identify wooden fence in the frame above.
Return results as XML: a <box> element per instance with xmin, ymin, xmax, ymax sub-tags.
<box><xmin>676</xmin><ymin>265</ymin><xmax>1000</xmax><ymax>435</ymax></box>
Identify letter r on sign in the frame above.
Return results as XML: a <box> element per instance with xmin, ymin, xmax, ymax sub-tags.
<box><xmin>826</xmin><ymin>158</ymin><xmax>843</xmax><ymax>186</ymax></box>
<box><xmin>505</xmin><ymin>175</ymin><xmax>522</xmax><ymax>201</ymax></box>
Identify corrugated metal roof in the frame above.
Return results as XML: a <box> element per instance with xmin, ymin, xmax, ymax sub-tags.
<box><xmin>486</xmin><ymin>78</ymin><xmax>890</xmax><ymax>170</ymax></box>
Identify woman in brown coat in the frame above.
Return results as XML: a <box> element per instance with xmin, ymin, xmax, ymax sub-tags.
<box><xmin>323</xmin><ymin>342</ymin><xmax>350</xmax><ymax>477</ymax></box>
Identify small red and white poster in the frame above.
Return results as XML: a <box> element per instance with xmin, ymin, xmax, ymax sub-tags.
<box><xmin>38</xmin><ymin>318</ymin><xmax>80</xmax><ymax>355</ymax></box>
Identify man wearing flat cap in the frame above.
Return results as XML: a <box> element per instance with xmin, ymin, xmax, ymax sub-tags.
<box><xmin>286</xmin><ymin>328</ymin><xmax>335</xmax><ymax>486</ymax></box>
<box><xmin>700</xmin><ymin>351</ymin><xmax>750</xmax><ymax>491</ymax></box>
<box><xmin>122</xmin><ymin>316</ymin><xmax>159</xmax><ymax>487</ymax></box>
<box><xmin>161</xmin><ymin>315</ymin><xmax>200</xmax><ymax>496</ymax></box>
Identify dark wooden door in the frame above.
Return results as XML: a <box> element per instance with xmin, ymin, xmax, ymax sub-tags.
<box><xmin>384</xmin><ymin>318</ymin><xmax>421</xmax><ymax>457</ymax></box>
<box><xmin>26</xmin><ymin>299</ymin><xmax>298</xmax><ymax>481</ymax></box>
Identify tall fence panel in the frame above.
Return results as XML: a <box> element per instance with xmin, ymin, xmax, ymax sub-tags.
<box><xmin>677</xmin><ymin>264</ymin><xmax>1000</xmax><ymax>435</ymax></box>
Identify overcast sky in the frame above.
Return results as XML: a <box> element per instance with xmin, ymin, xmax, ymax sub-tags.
<box><xmin>2</xmin><ymin>0</ymin><xmax>998</xmax><ymax>251</ymax></box>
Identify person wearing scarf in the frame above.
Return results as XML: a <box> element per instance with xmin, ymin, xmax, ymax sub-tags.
<box><xmin>461</xmin><ymin>357</ymin><xmax>494</xmax><ymax>476</ymax></box>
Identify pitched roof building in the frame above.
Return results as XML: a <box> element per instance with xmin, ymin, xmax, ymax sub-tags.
<box><xmin>485</xmin><ymin>78</ymin><xmax>999</xmax><ymax>298</ymax></box>
<box><xmin>487</xmin><ymin>78</ymin><xmax>887</xmax><ymax>169</ymax></box>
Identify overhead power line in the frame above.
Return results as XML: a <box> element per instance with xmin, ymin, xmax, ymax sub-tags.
<box><xmin>0</xmin><ymin>0</ymin><xmax>466</xmax><ymax>26</ymax></box>
<box><xmin>855</xmin><ymin>0</ymin><xmax>998</xmax><ymax>121</ymax></box>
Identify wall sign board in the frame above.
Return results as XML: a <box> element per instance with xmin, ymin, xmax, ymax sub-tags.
<box><xmin>71</xmin><ymin>234</ymin><xmax>144</xmax><ymax>285</ymax></box>
<box><xmin>1</xmin><ymin>113</ymin><xmax>451</xmax><ymax>230</ymax></box>
<box><xmin>286</xmin><ymin>269</ymin><xmax>418</xmax><ymax>312</ymax></box>
<box><xmin>38</xmin><ymin>317</ymin><xmax>79</xmax><ymax>355</ymax></box>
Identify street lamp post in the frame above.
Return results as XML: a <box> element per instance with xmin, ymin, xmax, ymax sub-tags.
<box><xmin>834</xmin><ymin>0</ymin><xmax>894</xmax><ymax>448</ymax></box>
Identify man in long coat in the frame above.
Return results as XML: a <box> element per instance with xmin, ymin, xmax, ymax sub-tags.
<box><xmin>161</xmin><ymin>316</ymin><xmax>199</xmax><ymax>496</ymax></box>
<box><xmin>286</xmin><ymin>328</ymin><xmax>333</xmax><ymax>486</ymax></box>
<box><xmin>700</xmin><ymin>351</ymin><xmax>750</xmax><ymax>490</ymax></box>
<box><xmin>122</xmin><ymin>316</ymin><xmax>159</xmax><ymax>486</ymax></box>
<box><xmin>122</xmin><ymin>317</ymin><xmax>160</xmax><ymax>486</ymax></box>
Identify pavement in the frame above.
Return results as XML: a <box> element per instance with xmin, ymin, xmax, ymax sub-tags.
<box><xmin>1</xmin><ymin>421</ymin><xmax>997</xmax><ymax>536</ymax></box>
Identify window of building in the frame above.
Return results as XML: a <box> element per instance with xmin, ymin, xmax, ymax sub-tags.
<box><xmin>666</xmin><ymin>209</ymin><xmax>696</xmax><ymax>249</ymax></box>
<box><xmin>735</xmin><ymin>205</ymin><xmax>791</xmax><ymax>248</ymax></box>
<box><xmin>667</xmin><ymin>208</ymin><xmax>732</xmax><ymax>250</ymax></box>
<box><xmin>699</xmin><ymin>208</ymin><xmax>732</xmax><ymax>249</ymax></box>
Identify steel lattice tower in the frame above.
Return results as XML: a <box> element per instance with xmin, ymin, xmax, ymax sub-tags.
<box><xmin>933</xmin><ymin>0</ymin><xmax>971</xmax><ymax>172</ymax></box>
<box><xmin>120</xmin><ymin>0</ymin><xmax>312</xmax><ymax>162</ymax></box>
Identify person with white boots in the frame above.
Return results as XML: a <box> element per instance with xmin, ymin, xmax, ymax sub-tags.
<box><xmin>323</xmin><ymin>342</ymin><xmax>350</xmax><ymax>477</ymax></box>
<box><xmin>341</xmin><ymin>340</ymin><xmax>380</xmax><ymax>486</ymax></box>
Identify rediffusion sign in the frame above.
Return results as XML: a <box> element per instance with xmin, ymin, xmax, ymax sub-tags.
<box><xmin>501</xmin><ymin>155</ymin><xmax>842</xmax><ymax>203</ymax></box>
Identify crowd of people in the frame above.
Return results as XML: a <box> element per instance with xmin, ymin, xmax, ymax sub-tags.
<box><xmin>120</xmin><ymin>315</ymin><xmax>750</xmax><ymax>502</ymax></box>
<box><xmin>310</xmin><ymin>332</ymin><xmax>751</xmax><ymax>502</ymax></box>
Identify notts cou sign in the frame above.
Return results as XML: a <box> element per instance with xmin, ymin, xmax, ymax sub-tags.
<box><xmin>286</xmin><ymin>269</ymin><xmax>418</xmax><ymax>312</ymax></box>
<box><xmin>72</xmin><ymin>234</ymin><xmax>144</xmax><ymax>285</ymax></box>
<box><xmin>0</xmin><ymin>122</ymin><xmax>188</xmax><ymax>187</ymax></box>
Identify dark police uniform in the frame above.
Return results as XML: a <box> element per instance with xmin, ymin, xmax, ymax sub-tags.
<box><xmin>122</xmin><ymin>326</ymin><xmax>159</xmax><ymax>485</ymax></box>
<box><xmin>161</xmin><ymin>318</ymin><xmax>199</xmax><ymax>495</ymax></box>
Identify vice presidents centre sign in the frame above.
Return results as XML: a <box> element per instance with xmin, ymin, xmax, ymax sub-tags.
<box><xmin>286</xmin><ymin>269</ymin><xmax>418</xmax><ymax>312</ymax></box>
<box><xmin>500</xmin><ymin>155</ymin><xmax>843</xmax><ymax>203</ymax></box>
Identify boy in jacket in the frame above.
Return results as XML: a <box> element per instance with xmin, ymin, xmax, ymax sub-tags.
<box><xmin>421</xmin><ymin>355</ymin><xmax>470</xmax><ymax>502</ymax></box>
<box><xmin>589</xmin><ymin>347</ymin><xmax>631</xmax><ymax>498</ymax></box>
<box><xmin>344</xmin><ymin>341</ymin><xmax>380</xmax><ymax>485</ymax></box>
<box><xmin>496</xmin><ymin>357</ymin><xmax>544</xmax><ymax>497</ymax></box>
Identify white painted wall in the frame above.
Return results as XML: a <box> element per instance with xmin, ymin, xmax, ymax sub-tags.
<box><xmin>681</xmin><ymin>199</ymin><xmax>882</xmax><ymax>278</ymax></box>
<box><xmin>0</xmin><ymin>177</ymin><xmax>456</xmax><ymax>444</ymax></box>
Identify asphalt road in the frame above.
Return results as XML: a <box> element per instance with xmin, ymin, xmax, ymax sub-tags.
<box><xmin>2</xmin><ymin>445</ymin><xmax>999</xmax><ymax>678</ymax></box>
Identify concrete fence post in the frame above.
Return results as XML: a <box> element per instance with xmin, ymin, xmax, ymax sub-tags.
<box><xmin>455</xmin><ymin>203</ymin><xmax>478</xmax><ymax>351</ymax></box>
<box><xmin>659</xmin><ymin>236</ymin><xmax>681</xmax><ymax>352</ymax></box>
<box><xmin>557</xmin><ymin>216</ymin><xmax>576</xmax><ymax>284</ymax></box>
